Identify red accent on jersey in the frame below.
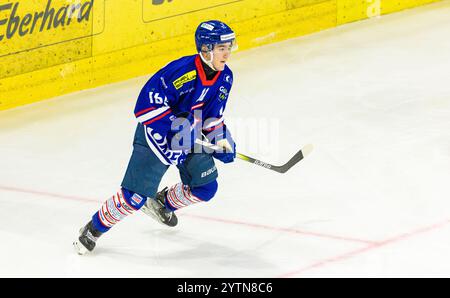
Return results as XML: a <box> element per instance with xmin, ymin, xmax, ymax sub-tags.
<box><xmin>195</xmin><ymin>55</ymin><xmax>221</xmax><ymax>86</ymax></box>
<box><xmin>204</xmin><ymin>122</ymin><xmax>224</xmax><ymax>132</ymax></box>
<box><xmin>191</xmin><ymin>102</ymin><xmax>205</xmax><ymax>110</ymax></box>
<box><xmin>135</xmin><ymin>107</ymin><xmax>156</xmax><ymax>117</ymax></box>
<box><xmin>143</xmin><ymin>109</ymin><xmax>172</xmax><ymax>126</ymax></box>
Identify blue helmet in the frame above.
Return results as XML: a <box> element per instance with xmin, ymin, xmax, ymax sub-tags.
<box><xmin>195</xmin><ymin>20</ymin><xmax>237</xmax><ymax>53</ymax></box>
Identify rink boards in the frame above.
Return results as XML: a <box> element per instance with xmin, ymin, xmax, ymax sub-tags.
<box><xmin>0</xmin><ymin>0</ymin><xmax>443</xmax><ymax>111</ymax></box>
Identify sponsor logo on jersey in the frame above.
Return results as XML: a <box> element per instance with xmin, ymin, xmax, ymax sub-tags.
<box><xmin>224</xmin><ymin>74</ymin><xmax>233</xmax><ymax>84</ymax></box>
<box><xmin>179</xmin><ymin>87</ymin><xmax>195</xmax><ymax>96</ymax></box>
<box><xmin>218</xmin><ymin>86</ymin><xmax>228</xmax><ymax>101</ymax></box>
<box><xmin>145</xmin><ymin>126</ymin><xmax>184</xmax><ymax>165</ymax></box>
<box><xmin>173</xmin><ymin>70</ymin><xmax>197</xmax><ymax>90</ymax></box>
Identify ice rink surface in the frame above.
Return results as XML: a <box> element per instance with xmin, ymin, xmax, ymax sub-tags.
<box><xmin>1</xmin><ymin>1</ymin><xmax>450</xmax><ymax>278</ymax></box>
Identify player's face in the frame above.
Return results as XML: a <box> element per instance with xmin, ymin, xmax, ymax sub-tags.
<box><xmin>211</xmin><ymin>42</ymin><xmax>232</xmax><ymax>71</ymax></box>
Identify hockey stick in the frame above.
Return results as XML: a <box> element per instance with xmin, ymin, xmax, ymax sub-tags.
<box><xmin>196</xmin><ymin>140</ymin><xmax>313</xmax><ymax>174</ymax></box>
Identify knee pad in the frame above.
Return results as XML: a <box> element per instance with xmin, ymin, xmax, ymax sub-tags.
<box><xmin>191</xmin><ymin>180</ymin><xmax>218</xmax><ymax>202</ymax></box>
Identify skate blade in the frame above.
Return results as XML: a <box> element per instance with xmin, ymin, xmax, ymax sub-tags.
<box><xmin>73</xmin><ymin>240</ymin><xmax>89</xmax><ymax>255</ymax></box>
<box><xmin>142</xmin><ymin>206</ymin><xmax>178</xmax><ymax>227</ymax></box>
<box><xmin>141</xmin><ymin>204</ymin><xmax>166</xmax><ymax>225</ymax></box>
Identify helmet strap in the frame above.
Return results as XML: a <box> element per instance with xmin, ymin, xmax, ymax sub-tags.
<box><xmin>199</xmin><ymin>50</ymin><xmax>217</xmax><ymax>71</ymax></box>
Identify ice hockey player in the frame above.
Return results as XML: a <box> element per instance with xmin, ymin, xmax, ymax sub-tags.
<box><xmin>74</xmin><ymin>20</ymin><xmax>238</xmax><ymax>255</ymax></box>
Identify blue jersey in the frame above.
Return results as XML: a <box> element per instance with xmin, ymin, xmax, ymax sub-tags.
<box><xmin>134</xmin><ymin>54</ymin><xmax>234</xmax><ymax>165</ymax></box>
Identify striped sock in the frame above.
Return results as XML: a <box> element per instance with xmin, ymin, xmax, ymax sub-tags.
<box><xmin>165</xmin><ymin>183</ymin><xmax>203</xmax><ymax>211</ymax></box>
<box><xmin>92</xmin><ymin>189</ymin><xmax>146</xmax><ymax>232</ymax></box>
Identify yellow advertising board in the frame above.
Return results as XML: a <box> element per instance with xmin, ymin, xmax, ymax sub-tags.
<box><xmin>0</xmin><ymin>0</ymin><xmax>444</xmax><ymax>111</ymax></box>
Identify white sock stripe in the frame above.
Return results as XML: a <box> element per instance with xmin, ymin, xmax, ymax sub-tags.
<box><xmin>180</xmin><ymin>184</ymin><xmax>202</xmax><ymax>203</ymax></box>
<box><xmin>97</xmin><ymin>191</ymin><xmax>138</xmax><ymax>229</ymax></box>
<box><xmin>182</xmin><ymin>186</ymin><xmax>202</xmax><ymax>203</ymax></box>
<box><xmin>184</xmin><ymin>187</ymin><xmax>192</xmax><ymax>199</ymax></box>
<box><xmin>165</xmin><ymin>193</ymin><xmax>178</xmax><ymax>209</ymax></box>
<box><xmin>98</xmin><ymin>209</ymin><xmax>112</xmax><ymax>228</ymax></box>
<box><xmin>106</xmin><ymin>197</ymin><xmax>128</xmax><ymax>222</ymax></box>
<box><xmin>181</xmin><ymin>186</ymin><xmax>190</xmax><ymax>199</ymax></box>
<box><xmin>173</xmin><ymin>184</ymin><xmax>185</xmax><ymax>204</ymax></box>
<box><xmin>101</xmin><ymin>205</ymin><xmax>115</xmax><ymax>224</ymax></box>
<box><xmin>165</xmin><ymin>183</ymin><xmax>204</xmax><ymax>210</ymax></box>
<box><xmin>104</xmin><ymin>203</ymin><xmax>119</xmax><ymax>224</ymax></box>
<box><xmin>171</xmin><ymin>185</ymin><xmax>188</xmax><ymax>207</ymax></box>
<box><xmin>174</xmin><ymin>184</ymin><xmax>192</xmax><ymax>207</ymax></box>
<box><xmin>106</xmin><ymin>199</ymin><xmax>122</xmax><ymax>222</ymax></box>
<box><xmin>166</xmin><ymin>188</ymin><xmax>179</xmax><ymax>207</ymax></box>
<box><xmin>112</xmin><ymin>194</ymin><xmax>128</xmax><ymax>216</ymax></box>
<box><xmin>190</xmin><ymin>194</ymin><xmax>203</xmax><ymax>203</ymax></box>
<box><xmin>168</xmin><ymin>195</ymin><xmax>183</xmax><ymax>209</ymax></box>
<box><xmin>117</xmin><ymin>192</ymin><xmax>135</xmax><ymax>214</ymax></box>
<box><xmin>100</xmin><ymin>205</ymin><xmax>115</xmax><ymax>227</ymax></box>
<box><xmin>167</xmin><ymin>190</ymin><xmax>185</xmax><ymax>209</ymax></box>
<box><xmin>117</xmin><ymin>192</ymin><xmax>136</xmax><ymax>214</ymax></box>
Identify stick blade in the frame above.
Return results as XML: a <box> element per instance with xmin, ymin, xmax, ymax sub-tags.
<box><xmin>301</xmin><ymin>144</ymin><xmax>314</xmax><ymax>158</ymax></box>
<box><xmin>273</xmin><ymin>144</ymin><xmax>314</xmax><ymax>173</ymax></box>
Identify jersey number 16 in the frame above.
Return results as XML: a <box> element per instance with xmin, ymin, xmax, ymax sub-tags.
<box><xmin>149</xmin><ymin>92</ymin><xmax>169</xmax><ymax>106</ymax></box>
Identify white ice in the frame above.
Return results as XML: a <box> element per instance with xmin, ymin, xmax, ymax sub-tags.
<box><xmin>1</xmin><ymin>1</ymin><xmax>450</xmax><ymax>278</ymax></box>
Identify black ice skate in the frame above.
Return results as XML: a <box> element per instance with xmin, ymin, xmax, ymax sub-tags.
<box><xmin>141</xmin><ymin>187</ymin><xmax>178</xmax><ymax>227</ymax></box>
<box><xmin>73</xmin><ymin>220</ymin><xmax>103</xmax><ymax>255</ymax></box>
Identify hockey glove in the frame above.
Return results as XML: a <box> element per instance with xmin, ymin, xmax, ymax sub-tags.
<box><xmin>204</xmin><ymin>125</ymin><xmax>236</xmax><ymax>164</ymax></box>
<box><xmin>167</xmin><ymin>112</ymin><xmax>200</xmax><ymax>152</ymax></box>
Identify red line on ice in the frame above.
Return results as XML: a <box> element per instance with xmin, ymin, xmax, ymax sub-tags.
<box><xmin>3</xmin><ymin>183</ymin><xmax>448</xmax><ymax>269</ymax></box>
<box><xmin>0</xmin><ymin>184</ymin><xmax>375</xmax><ymax>244</ymax></box>
<box><xmin>277</xmin><ymin>219</ymin><xmax>450</xmax><ymax>277</ymax></box>
<box><xmin>0</xmin><ymin>185</ymin><xmax>101</xmax><ymax>203</ymax></box>
<box><xmin>179</xmin><ymin>213</ymin><xmax>377</xmax><ymax>245</ymax></box>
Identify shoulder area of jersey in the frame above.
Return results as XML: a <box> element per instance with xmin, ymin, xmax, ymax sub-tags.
<box><xmin>157</xmin><ymin>54</ymin><xmax>234</xmax><ymax>91</ymax></box>
<box><xmin>160</xmin><ymin>55</ymin><xmax>196</xmax><ymax>73</ymax></box>
<box><xmin>221</xmin><ymin>65</ymin><xmax>234</xmax><ymax>85</ymax></box>
<box><xmin>153</xmin><ymin>55</ymin><xmax>197</xmax><ymax>87</ymax></box>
